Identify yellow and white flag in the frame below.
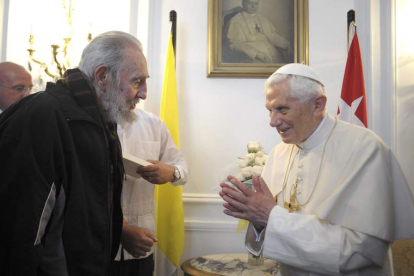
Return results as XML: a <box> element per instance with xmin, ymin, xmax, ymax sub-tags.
<box><xmin>154</xmin><ymin>31</ymin><xmax>184</xmax><ymax>276</ymax></box>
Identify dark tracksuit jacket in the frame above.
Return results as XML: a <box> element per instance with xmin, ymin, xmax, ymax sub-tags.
<box><xmin>0</xmin><ymin>78</ymin><xmax>123</xmax><ymax>276</ymax></box>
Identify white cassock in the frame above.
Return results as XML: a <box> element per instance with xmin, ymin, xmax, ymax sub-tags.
<box><xmin>227</xmin><ymin>11</ymin><xmax>291</xmax><ymax>63</ymax></box>
<box><xmin>246</xmin><ymin>113</ymin><xmax>414</xmax><ymax>275</ymax></box>
<box><xmin>115</xmin><ymin>109</ymin><xmax>188</xmax><ymax>261</ymax></box>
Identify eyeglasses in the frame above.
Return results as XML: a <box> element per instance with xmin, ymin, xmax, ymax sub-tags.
<box><xmin>0</xmin><ymin>84</ymin><xmax>36</xmax><ymax>94</ymax></box>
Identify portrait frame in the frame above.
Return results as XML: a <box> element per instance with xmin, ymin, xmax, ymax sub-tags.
<box><xmin>207</xmin><ymin>0</ymin><xmax>309</xmax><ymax>78</ymax></box>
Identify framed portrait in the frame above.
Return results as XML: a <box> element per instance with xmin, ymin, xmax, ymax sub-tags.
<box><xmin>207</xmin><ymin>0</ymin><xmax>309</xmax><ymax>78</ymax></box>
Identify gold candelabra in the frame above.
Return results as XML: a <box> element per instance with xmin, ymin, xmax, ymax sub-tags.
<box><xmin>27</xmin><ymin>0</ymin><xmax>92</xmax><ymax>80</ymax></box>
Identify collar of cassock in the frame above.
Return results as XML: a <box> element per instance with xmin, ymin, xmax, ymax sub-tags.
<box><xmin>297</xmin><ymin>114</ymin><xmax>336</xmax><ymax>150</ymax></box>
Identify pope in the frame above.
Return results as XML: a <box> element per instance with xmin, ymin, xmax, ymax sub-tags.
<box><xmin>219</xmin><ymin>63</ymin><xmax>414</xmax><ymax>275</ymax></box>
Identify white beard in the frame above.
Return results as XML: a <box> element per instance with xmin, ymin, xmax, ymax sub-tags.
<box><xmin>98</xmin><ymin>85</ymin><xmax>138</xmax><ymax>124</ymax></box>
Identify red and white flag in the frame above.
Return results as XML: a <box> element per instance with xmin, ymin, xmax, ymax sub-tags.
<box><xmin>337</xmin><ymin>27</ymin><xmax>368</xmax><ymax>128</ymax></box>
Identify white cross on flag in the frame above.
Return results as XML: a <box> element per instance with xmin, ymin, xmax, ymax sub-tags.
<box><xmin>337</xmin><ymin>28</ymin><xmax>368</xmax><ymax>128</ymax></box>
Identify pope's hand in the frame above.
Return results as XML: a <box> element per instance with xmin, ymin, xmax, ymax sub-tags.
<box><xmin>219</xmin><ymin>175</ymin><xmax>276</xmax><ymax>229</ymax></box>
<box><xmin>137</xmin><ymin>161</ymin><xmax>175</xmax><ymax>184</ymax></box>
<box><xmin>121</xmin><ymin>221</ymin><xmax>158</xmax><ymax>258</ymax></box>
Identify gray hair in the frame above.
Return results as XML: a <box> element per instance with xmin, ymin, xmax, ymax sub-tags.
<box><xmin>78</xmin><ymin>31</ymin><xmax>143</xmax><ymax>86</ymax></box>
<box><xmin>264</xmin><ymin>73</ymin><xmax>326</xmax><ymax>104</ymax></box>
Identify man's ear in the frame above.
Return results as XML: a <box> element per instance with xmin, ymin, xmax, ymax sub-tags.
<box><xmin>94</xmin><ymin>65</ymin><xmax>108</xmax><ymax>92</ymax></box>
<box><xmin>314</xmin><ymin>95</ymin><xmax>327</xmax><ymax>116</ymax></box>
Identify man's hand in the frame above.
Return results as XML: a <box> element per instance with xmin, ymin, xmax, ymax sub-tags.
<box><xmin>219</xmin><ymin>175</ymin><xmax>276</xmax><ymax>229</ymax></box>
<box><xmin>121</xmin><ymin>220</ymin><xmax>158</xmax><ymax>258</ymax></box>
<box><xmin>137</xmin><ymin>161</ymin><xmax>175</xmax><ymax>184</ymax></box>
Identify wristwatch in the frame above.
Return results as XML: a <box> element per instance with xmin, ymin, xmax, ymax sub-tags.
<box><xmin>172</xmin><ymin>166</ymin><xmax>181</xmax><ymax>182</ymax></box>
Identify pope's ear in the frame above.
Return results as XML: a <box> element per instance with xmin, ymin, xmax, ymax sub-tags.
<box><xmin>314</xmin><ymin>95</ymin><xmax>327</xmax><ymax>115</ymax></box>
<box><xmin>94</xmin><ymin>65</ymin><xmax>108</xmax><ymax>92</ymax></box>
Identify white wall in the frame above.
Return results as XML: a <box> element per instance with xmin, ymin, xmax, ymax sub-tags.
<box><xmin>0</xmin><ymin>0</ymin><xmax>8</xmax><ymax>61</ymax></box>
<box><xmin>396</xmin><ymin>0</ymin><xmax>414</xmax><ymax>193</ymax></box>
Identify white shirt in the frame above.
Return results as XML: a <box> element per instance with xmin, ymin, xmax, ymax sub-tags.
<box><xmin>115</xmin><ymin>109</ymin><xmax>188</xmax><ymax>260</ymax></box>
<box><xmin>246</xmin><ymin>114</ymin><xmax>414</xmax><ymax>275</ymax></box>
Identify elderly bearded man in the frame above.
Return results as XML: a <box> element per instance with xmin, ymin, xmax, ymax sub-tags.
<box><xmin>0</xmin><ymin>31</ymin><xmax>149</xmax><ymax>275</ymax></box>
<box><xmin>220</xmin><ymin>63</ymin><xmax>414</xmax><ymax>275</ymax></box>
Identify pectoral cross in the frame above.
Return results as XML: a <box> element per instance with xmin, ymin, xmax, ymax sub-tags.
<box><xmin>255</xmin><ymin>23</ymin><xmax>263</xmax><ymax>34</ymax></box>
<box><xmin>283</xmin><ymin>179</ymin><xmax>301</xmax><ymax>213</ymax></box>
<box><xmin>284</xmin><ymin>201</ymin><xmax>300</xmax><ymax>213</ymax></box>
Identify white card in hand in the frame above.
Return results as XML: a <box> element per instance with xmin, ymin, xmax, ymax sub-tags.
<box><xmin>123</xmin><ymin>153</ymin><xmax>151</xmax><ymax>177</ymax></box>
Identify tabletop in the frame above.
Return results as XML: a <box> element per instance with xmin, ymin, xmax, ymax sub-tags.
<box><xmin>181</xmin><ymin>253</ymin><xmax>280</xmax><ymax>276</ymax></box>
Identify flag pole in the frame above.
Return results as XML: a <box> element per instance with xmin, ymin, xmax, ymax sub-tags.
<box><xmin>347</xmin><ymin>10</ymin><xmax>355</xmax><ymax>50</ymax></box>
<box><xmin>170</xmin><ymin>10</ymin><xmax>177</xmax><ymax>60</ymax></box>
<box><xmin>155</xmin><ymin>10</ymin><xmax>183</xmax><ymax>275</ymax></box>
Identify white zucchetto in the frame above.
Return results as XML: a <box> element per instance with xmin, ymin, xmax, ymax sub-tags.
<box><xmin>275</xmin><ymin>63</ymin><xmax>325</xmax><ymax>87</ymax></box>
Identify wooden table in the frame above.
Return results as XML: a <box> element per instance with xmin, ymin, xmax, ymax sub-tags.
<box><xmin>181</xmin><ymin>253</ymin><xmax>280</xmax><ymax>276</ymax></box>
